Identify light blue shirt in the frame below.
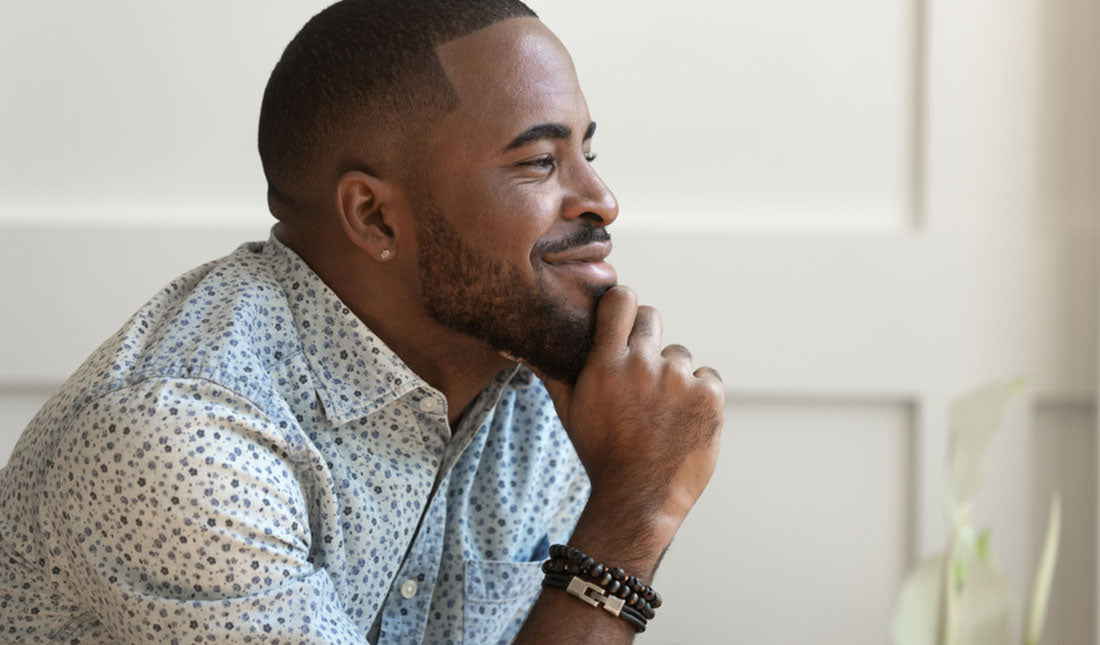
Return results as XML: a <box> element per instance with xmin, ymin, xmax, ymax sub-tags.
<box><xmin>0</xmin><ymin>232</ymin><xmax>590</xmax><ymax>643</ymax></box>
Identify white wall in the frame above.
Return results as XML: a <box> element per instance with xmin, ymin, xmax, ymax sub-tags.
<box><xmin>1</xmin><ymin>1</ymin><xmax>1097</xmax><ymax>643</ymax></box>
<box><xmin>1</xmin><ymin>0</ymin><xmax>916</xmax><ymax>231</ymax></box>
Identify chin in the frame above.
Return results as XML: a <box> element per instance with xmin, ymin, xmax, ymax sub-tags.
<box><xmin>559</xmin><ymin>281</ymin><xmax>611</xmax><ymax>319</ymax></box>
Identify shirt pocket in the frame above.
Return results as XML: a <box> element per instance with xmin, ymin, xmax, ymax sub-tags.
<box><xmin>464</xmin><ymin>559</ymin><xmax>544</xmax><ymax>644</ymax></box>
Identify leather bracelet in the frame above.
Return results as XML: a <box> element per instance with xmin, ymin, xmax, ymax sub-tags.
<box><xmin>542</xmin><ymin>544</ymin><xmax>662</xmax><ymax>624</ymax></box>
<box><xmin>544</xmin><ymin>544</ymin><xmax>661</xmax><ymax>619</ymax></box>
<box><xmin>543</xmin><ymin>558</ymin><xmax>657</xmax><ymax>620</ymax></box>
<box><xmin>541</xmin><ymin>572</ymin><xmax>647</xmax><ymax>633</ymax></box>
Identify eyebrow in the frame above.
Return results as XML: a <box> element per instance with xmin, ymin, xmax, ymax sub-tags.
<box><xmin>501</xmin><ymin>121</ymin><xmax>597</xmax><ymax>152</ymax></box>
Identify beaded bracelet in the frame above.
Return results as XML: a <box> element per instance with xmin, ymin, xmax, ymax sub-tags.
<box><xmin>542</xmin><ymin>572</ymin><xmax>647</xmax><ymax>633</ymax></box>
<box><xmin>541</xmin><ymin>544</ymin><xmax>662</xmax><ymax>631</ymax></box>
<box><xmin>545</xmin><ymin>544</ymin><xmax>661</xmax><ymax>617</ymax></box>
<box><xmin>542</xmin><ymin>557</ymin><xmax>659</xmax><ymax>620</ymax></box>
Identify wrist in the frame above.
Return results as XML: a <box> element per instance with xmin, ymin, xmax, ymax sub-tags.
<box><xmin>585</xmin><ymin>485</ymin><xmax>688</xmax><ymax>539</ymax></box>
<box><xmin>567</xmin><ymin>493</ymin><xmax>683</xmax><ymax>579</ymax></box>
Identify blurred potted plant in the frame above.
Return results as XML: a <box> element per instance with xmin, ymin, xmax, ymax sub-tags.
<box><xmin>891</xmin><ymin>378</ymin><xmax>1062</xmax><ymax>645</ymax></box>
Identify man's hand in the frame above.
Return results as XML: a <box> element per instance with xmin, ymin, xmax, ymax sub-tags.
<box><xmin>514</xmin><ymin>285</ymin><xmax>724</xmax><ymax>644</ymax></box>
<box><xmin>533</xmin><ymin>285</ymin><xmax>725</xmax><ymax>570</ymax></box>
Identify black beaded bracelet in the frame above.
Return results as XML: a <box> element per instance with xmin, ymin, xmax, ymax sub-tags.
<box><xmin>541</xmin><ymin>544</ymin><xmax>662</xmax><ymax>630</ymax></box>
<box><xmin>544</xmin><ymin>544</ymin><xmax>661</xmax><ymax>618</ymax></box>
<box><xmin>542</xmin><ymin>572</ymin><xmax>647</xmax><ymax>633</ymax></box>
<box><xmin>548</xmin><ymin>544</ymin><xmax>662</xmax><ymax>606</ymax></box>
<box><xmin>543</xmin><ymin>558</ymin><xmax>658</xmax><ymax>619</ymax></box>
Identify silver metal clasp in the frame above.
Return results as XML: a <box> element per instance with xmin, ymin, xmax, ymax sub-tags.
<box><xmin>566</xmin><ymin>576</ymin><xmax>626</xmax><ymax>617</ymax></box>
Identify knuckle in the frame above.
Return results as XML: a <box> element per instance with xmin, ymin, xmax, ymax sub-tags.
<box><xmin>705</xmin><ymin>379</ymin><xmax>726</xmax><ymax>405</ymax></box>
<box><xmin>662</xmin><ymin>343</ymin><xmax>692</xmax><ymax>360</ymax></box>
<box><xmin>694</xmin><ymin>379</ymin><xmax>725</xmax><ymax>412</ymax></box>
<box><xmin>659</xmin><ymin>360</ymin><xmax>691</xmax><ymax>387</ymax></box>
<box><xmin>632</xmin><ymin>308</ymin><xmax>660</xmax><ymax>337</ymax></box>
<box><xmin>592</xmin><ymin>358</ymin><xmax>622</xmax><ymax>382</ymax></box>
<box><xmin>605</xmin><ymin>285</ymin><xmax>638</xmax><ymax>308</ymax></box>
<box><xmin>695</xmin><ymin>365</ymin><xmax>722</xmax><ymax>382</ymax></box>
<box><xmin>634</xmin><ymin>307</ymin><xmax>659</xmax><ymax>331</ymax></box>
<box><xmin>640</xmin><ymin>354</ymin><xmax>665</xmax><ymax>380</ymax></box>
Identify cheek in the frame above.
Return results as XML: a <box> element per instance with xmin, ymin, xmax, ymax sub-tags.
<box><xmin>479</xmin><ymin>191</ymin><xmax>557</xmax><ymax>265</ymax></box>
<box><xmin>439</xmin><ymin>167</ymin><xmax>560</xmax><ymax>267</ymax></box>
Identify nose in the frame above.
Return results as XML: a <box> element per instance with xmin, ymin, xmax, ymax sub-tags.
<box><xmin>561</xmin><ymin>156</ymin><xmax>619</xmax><ymax>227</ymax></box>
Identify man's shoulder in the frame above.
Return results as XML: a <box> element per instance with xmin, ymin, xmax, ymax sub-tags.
<box><xmin>64</xmin><ymin>240</ymin><xmax>303</xmax><ymax>416</ymax></box>
<box><xmin>0</xmin><ymin>240</ymin><xmax>312</xmax><ymax>552</ymax></box>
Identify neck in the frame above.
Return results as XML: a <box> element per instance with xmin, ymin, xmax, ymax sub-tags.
<box><xmin>276</xmin><ymin>223</ymin><xmax>512</xmax><ymax>428</ymax></box>
<box><xmin>363</xmin><ymin>311</ymin><xmax>514</xmax><ymax>427</ymax></box>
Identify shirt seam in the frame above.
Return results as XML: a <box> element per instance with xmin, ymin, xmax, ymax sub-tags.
<box><xmin>66</xmin><ymin>370</ymin><xmax>290</xmax><ymax>449</ymax></box>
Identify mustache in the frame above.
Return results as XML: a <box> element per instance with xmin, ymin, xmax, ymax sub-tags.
<box><xmin>536</xmin><ymin>225</ymin><xmax>611</xmax><ymax>257</ymax></box>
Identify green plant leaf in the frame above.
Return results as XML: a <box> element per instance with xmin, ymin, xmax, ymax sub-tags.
<box><xmin>943</xmin><ymin>539</ymin><xmax>961</xmax><ymax>645</ymax></box>
<box><xmin>896</xmin><ymin>378</ymin><xmax>1031</xmax><ymax>645</ymax></box>
<box><xmin>947</xmin><ymin>378</ymin><xmax>1026</xmax><ymax>509</ymax></box>
<box><xmin>892</xmin><ymin>555</ymin><xmax>945</xmax><ymax>645</ymax></box>
<box><xmin>951</xmin><ymin>525</ymin><xmax>978</xmax><ymax>590</ymax></box>
<box><xmin>1024</xmin><ymin>494</ymin><xmax>1062</xmax><ymax>645</ymax></box>
<box><xmin>959</xmin><ymin>554</ymin><xmax>1013</xmax><ymax>645</ymax></box>
<box><xmin>975</xmin><ymin>528</ymin><xmax>992</xmax><ymax>563</ymax></box>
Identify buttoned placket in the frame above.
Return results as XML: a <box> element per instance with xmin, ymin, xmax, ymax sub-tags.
<box><xmin>379</xmin><ymin>477</ymin><xmax>450</xmax><ymax>642</ymax></box>
<box><xmin>414</xmin><ymin>391</ymin><xmax>451</xmax><ymax>444</ymax></box>
<box><xmin>376</xmin><ymin>392</ymin><xmax>452</xmax><ymax>642</ymax></box>
<box><xmin>374</xmin><ymin>376</ymin><xmax>516</xmax><ymax>642</ymax></box>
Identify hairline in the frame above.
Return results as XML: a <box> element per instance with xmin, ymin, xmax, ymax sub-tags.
<box><xmin>271</xmin><ymin>19</ymin><xmax>558</xmax><ymax>222</ymax></box>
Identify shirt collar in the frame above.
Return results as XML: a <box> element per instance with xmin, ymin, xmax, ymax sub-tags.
<box><xmin>266</xmin><ymin>230</ymin><xmax>531</xmax><ymax>425</ymax></box>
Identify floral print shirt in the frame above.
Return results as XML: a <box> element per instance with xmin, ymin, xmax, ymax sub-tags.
<box><xmin>0</xmin><ymin>232</ymin><xmax>589</xmax><ymax>644</ymax></box>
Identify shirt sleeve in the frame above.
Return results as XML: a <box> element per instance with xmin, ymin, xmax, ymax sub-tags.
<box><xmin>39</xmin><ymin>377</ymin><xmax>368</xmax><ymax>644</ymax></box>
<box><xmin>536</xmin><ymin>381</ymin><xmax>591</xmax><ymax>549</ymax></box>
<box><xmin>546</xmin><ymin>444</ymin><xmax>591</xmax><ymax>548</ymax></box>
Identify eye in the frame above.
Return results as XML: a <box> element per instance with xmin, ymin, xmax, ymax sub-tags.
<box><xmin>521</xmin><ymin>155</ymin><xmax>556</xmax><ymax>169</ymax></box>
<box><xmin>517</xmin><ymin>151</ymin><xmax>597</xmax><ymax>174</ymax></box>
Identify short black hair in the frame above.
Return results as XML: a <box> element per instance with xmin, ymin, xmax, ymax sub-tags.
<box><xmin>258</xmin><ymin>0</ymin><xmax>537</xmax><ymax>217</ymax></box>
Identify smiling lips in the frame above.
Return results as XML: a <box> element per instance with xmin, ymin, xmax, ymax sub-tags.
<box><xmin>541</xmin><ymin>240</ymin><xmax>617</xmax><ymax>284</ymax></box>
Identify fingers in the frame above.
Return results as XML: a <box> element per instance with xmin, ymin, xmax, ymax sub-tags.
<box><xmin>661</xmin><ymin>343</ymin><xmax>691</xmax><ymax>361</ymax></box>
<box><xmin>594</xmin><ymin>287</ymin><xmax>663</xmax><ymax>359</ymax></box>
<box><xmin>591</xmin><ymin>288</ymin><xmax>719</xmax><ymax>391</ymax></box>
<box><xmin>628</xmin><ymin>306</ymin><xmax>662</xmax><ymax>353</ymax></box>
<box><xmin>661</xmin><ymin>343</ymin><xmax>692</xmax><ymax>371</ymax></box>
<box><xmin>592</xmin><ymin>286</ymin><xmax>638</xmax><ymax>355</ymax></box>
<box><xmin>665</xmin><ymin>347</ymin><xmax>721</xmax><ymax>390</ymax></box>
<box><xmin>693</xmin><ymin>365</ymin><xmax>722</xmax><ymax>383</ymax></box>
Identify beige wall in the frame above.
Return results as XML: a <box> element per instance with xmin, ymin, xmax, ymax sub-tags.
<box><xmin>1</xmin><ymin>1</ymin><xmax>1097</xmax><ymax>643</ymax></box>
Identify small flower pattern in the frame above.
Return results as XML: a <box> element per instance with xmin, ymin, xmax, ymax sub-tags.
<box><xmin>0</xmin><ymin>232</ymin><xmax>590</xmax><ymax>644</ymax></box>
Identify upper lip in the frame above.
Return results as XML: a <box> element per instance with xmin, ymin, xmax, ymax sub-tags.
<box><xmin>542</xmin><ymin>241</ymin><xmax>613</xmax><ymax>264</ymax></box>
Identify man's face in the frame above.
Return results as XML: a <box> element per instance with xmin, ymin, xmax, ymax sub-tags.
<box><xmin>408</xmin><ymin>18</ymin><xmax>619</xmax><ymax>384</ymax></box>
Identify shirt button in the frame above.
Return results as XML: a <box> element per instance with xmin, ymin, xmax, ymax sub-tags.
<box><xmin>399</xmin><ymin>579</ymin><xmax>418</xmax><ymax>598</ymax></box>
<box><xmin>419</xmin><ymin>397</ymin><xmax>438</xmax><ymax>413</ymax></box>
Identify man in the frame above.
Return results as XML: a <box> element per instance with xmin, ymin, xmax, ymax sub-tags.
<box><xmin>0</xmin><ymin>1</ymin><xmax>723</xmax><ymax>642</ymax></box>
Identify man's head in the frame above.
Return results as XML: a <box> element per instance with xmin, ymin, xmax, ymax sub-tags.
<box><xmin>258</xmin><ymin>0</ymin><xmax>537</xmax><ymax>214</ymax></box>
<box><xmin>260</xmin><ymin>1</ymin><xmax>619</xmax><ymax>384</ymax></box>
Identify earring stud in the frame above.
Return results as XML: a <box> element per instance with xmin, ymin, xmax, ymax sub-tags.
<box><xmin>380</xmin><ymin>249</ymin><xmax>391</xmax><ymax>260</ymax></box>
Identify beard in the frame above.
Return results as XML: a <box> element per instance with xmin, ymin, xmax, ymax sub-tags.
<box><xmin>412</xmin><ymin>199</ymin><xmax>610</xmax><ymax>386</ymax></box>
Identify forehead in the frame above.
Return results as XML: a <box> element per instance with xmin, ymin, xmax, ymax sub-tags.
<box><xmin>433</xmin><ymin>18</ymin><xmax>590</xmax><ymax>149</ymax></box>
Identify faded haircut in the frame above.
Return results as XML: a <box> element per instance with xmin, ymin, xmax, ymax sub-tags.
<box><xmin>257</xmin><ymin>0</ymin><xmax>537</xmax><ymax>218</ymax></box>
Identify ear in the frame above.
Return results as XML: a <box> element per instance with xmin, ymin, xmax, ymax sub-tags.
<box><xmin>335</xmin><ymin>170</ymin><xmax>400</xmax><ymax>262</ymax></box>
